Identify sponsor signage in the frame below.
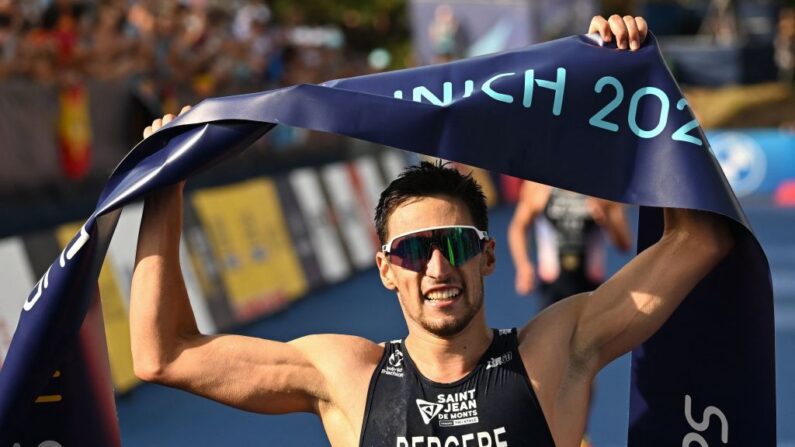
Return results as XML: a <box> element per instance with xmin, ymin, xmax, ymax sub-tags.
<box><xmin>190</xmin><ymin>179</ymin><xmax>308</xmax><ymax>321</ymax></box>
<box><xmin>707</xmin><ymin>130</ymin><xmax>795</xmax><ymax>200</ymax></box>
<box><xmin>416</xmin><ymin>389</ymin><xmax>479</xmax><ymax>427</ymax></box>
<box><xmin>182</xmin><ymin>203</ymin><xmax>237</xmax><ymax>331</ymax></box>
<box><xmin>289</xmin><ymin>168</ymin><xmax>351</xmax><ymax>283</ymax></box>
<box><xmin>321</xmin><ymin>162</ymin><xmax>377</xmax><ymax>270</ymax></box>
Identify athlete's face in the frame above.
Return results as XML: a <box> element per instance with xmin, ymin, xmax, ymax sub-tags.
<box><xmin>376</xmin><ymin>195</ymin><xmax>496</xmax><ymax>337</ymax></box>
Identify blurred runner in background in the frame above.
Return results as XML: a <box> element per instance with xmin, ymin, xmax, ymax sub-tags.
<box><xmin>509</xmin><ymin>180</ymin><xmax>632</xmax><ymax>306</ymax></box>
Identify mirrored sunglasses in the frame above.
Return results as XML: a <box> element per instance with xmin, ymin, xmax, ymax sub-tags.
<box><xmin>382</xmin><ymin>225</ymin><xmax>489</xmax><ymax>273</ymax></box>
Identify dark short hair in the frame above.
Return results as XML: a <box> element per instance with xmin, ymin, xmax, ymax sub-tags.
<box><xmin>375</xmin><ymin>161</ymin><xmax>489</xmax><ymax>244</ymax></box>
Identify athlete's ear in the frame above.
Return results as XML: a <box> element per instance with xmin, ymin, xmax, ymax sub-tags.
<box><xmin>376</xmin><ymin>252</ymin><xmax>397</xmax><ymax>290</ymax></box>
<box><xmin>481</xmin><ymin>239</ymin><xmax>496</xmax><ymax>276</ymax></box>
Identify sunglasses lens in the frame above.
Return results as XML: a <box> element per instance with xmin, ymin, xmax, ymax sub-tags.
<box><xmin>439</xmin><ymin>227</ymin><xmax>482</xmax><ymax>266</ymax></box>
<box><xmin>388</xmin><ymin>227</ymin><xmax>483</xmax><ymax>272</ymax></box>
<box><xmin>389</xmin><ymin>233</ymin><xmax>433</xmax><ymax>272</ymax></box>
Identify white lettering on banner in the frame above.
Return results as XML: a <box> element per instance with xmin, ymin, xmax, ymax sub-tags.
<box><xmin>394</xmin><ymin>68</ymin><xmax>566</xmax><ymax>116</ymax></box>
<box><xmin>60</xmin><ymin>224</ymin><xmax>90</xmax><ymax>268</ymax></box>
<box><xmin>394</xmin><ymin>70</ymin><xmax>704</xmax><ymax>147</ymax></box>
<box><xmin>682</xmin><ymin>394</ymin><xmax>728</xmax><ymax>446</ymax></box>
<box><xmin>396</xmin><ymin>427</ymin><xmax>507</xmax><ymax>447</ymax></box>
<box><xmin>23</xmin><ymin>266</ymin><xmax>51</xmax><ymax>312</ymax></box>
<box><xmin>24</xmin><ymin>223</ymin><xmax>91</xmax><ymax>312</ymax></box>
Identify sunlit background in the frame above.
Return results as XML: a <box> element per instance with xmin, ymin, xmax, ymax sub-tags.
<box><xmin>0</xmin><ymin>0</ymin><xmax>793</xmax><ymax>445</ymax></box>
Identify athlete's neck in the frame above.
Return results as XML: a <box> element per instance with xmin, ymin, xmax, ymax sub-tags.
<box><xmin>404</xmin><ymin>314</ymin><xmax>492</xmax><ymax>383</ymax></box>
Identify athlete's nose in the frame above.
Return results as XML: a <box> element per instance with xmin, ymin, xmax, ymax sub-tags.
<box><xmin>424</xmin><ymin>247</ymin><xmax>454</xmax><ymax>280</ymax></box>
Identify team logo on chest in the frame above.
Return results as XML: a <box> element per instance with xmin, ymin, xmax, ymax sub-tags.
<box><xmin>416</xmin><ymin>389</ymin><xmax>479</xmax><ymax>427</ymax></box>
<box><xmin>415</xmin><ymin>399</ymin><xmax>444</xmax><ymax>424</ymax></box>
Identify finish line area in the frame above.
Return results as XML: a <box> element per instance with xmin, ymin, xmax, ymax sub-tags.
<box><xmin>116</xmin><ymin>204</ymin><xmax>794</xmax><ymax>446</ymax></box>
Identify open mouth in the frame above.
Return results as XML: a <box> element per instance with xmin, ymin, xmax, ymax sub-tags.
<box><xmin>424</xmin><ymin>288</ymin><xmax>461</xmax><ymax>302</ymax></box>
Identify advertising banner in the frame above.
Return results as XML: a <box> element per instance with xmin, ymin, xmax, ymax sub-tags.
<box><xmin>275</xmin><ymin>175</ymin><xmax>326</xmax><ymax>290</ymax></box>
<box><xmin>190</xmin><ymin>179</ymin><xmax>308</xmax><ymax>321</ymax></box>
<box><xmin>182</xmin><ymin>203</ymin><xmax>237</xmax><ymax>331</ymax></box>
<box><xmin>321</xmin><ymin>162</ymin><xmax>379</xmax><ymax>270</ymax></box>
<box><xmin>708</xmin><ymin>129</ymin><xmax>795</xmax><ymax>201</ymax></box>
<box><xmin>380</xmin><ymin>150</ymin><xmax>411</xmax><ymax>183</ymax></box>
<box><xmin>289</xmin><ymin>168</ymin><xmax>352</xmax><ymax>283</ymax></box>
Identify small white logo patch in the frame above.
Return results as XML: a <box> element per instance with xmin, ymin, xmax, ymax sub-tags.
<box><xmin>416</xmin><ymin>399</ymin><xmax>444</xmax><ymax>424</ymax></box>
<box><xmin>388</xmin><ymin>350</ymin><xmax>404</xmax><ymax>368</ymax></box>
<box><xmin>486</xmin><ymin>352</ymin><xmax>513</xmax><ymax>370</ymax></box>
<box><xmin>381</xmin><ymin>347</ymin><xmax>405</xmax><ymax>377</ymax></box>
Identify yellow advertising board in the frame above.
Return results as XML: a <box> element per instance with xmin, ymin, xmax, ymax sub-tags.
<box><xmin>56</xmin><ymin>224</ymin><xmax>138</xmax><ymax>394</ymax></box>
<box><xmin>190</xmin><ymin>178</ymin><xmax>308</xmax><ymax>321</ymax></box>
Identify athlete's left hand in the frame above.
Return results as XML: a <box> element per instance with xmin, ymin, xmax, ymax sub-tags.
<box><xmin>588</xmin><ymin>15</ymin><xmax>648</xmax><ymax>51</ymax></box>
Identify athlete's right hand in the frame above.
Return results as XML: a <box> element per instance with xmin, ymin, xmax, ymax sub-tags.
<box><xmin>588</xmin><ymin>15</ymin><xmax>648</xmax><ymax>51</ymax></box>
<box><xmin>142</xmin><ymin>105</ymin><xmax>192</xmax><ymax>192</ymax></box>
<box><xmin>515</xmin><ymin>262</ymin><xmax>536</xmax><ymax>296</ymax></box>
<box><xmin>143</xmin><ymin>105</ymin><xmax>192</xmax><ymax>139</ymax></box>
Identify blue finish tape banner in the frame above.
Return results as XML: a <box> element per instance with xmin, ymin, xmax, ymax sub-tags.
<box><xmin>0</xmin><ymin>33</ymin><xmax>775</xmax><ymax>445</ymax></box>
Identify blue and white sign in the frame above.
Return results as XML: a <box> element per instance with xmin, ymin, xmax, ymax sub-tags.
<box><xmin>708</xmin><ymin>130</ymin><xmax>795</xmax><ymax>199</ymax></box>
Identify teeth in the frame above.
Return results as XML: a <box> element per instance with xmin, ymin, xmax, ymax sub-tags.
<box><xmin>425</xmin><ymin>289</ymin><xmax>460</xmax><ymax>300</ymax></box>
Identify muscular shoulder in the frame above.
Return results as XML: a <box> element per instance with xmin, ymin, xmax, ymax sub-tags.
<box><xmin>290</xmin><ymin>334</ymin><xmax>384</xmax><ymax>437</ymax></box>
<box><xmin>516</xmin><ymin>295</ymin><xmax>592</xmax><ymax>427</ymax></box>
<box><xmin>290</xmin><ymin>334</ymin><xmax>384</xmax><ymax>376</ymax></box>
<box><xmin>517</xmin><ymin>294</ymin><xmax>589</xmax><ymax>378</ymax></box>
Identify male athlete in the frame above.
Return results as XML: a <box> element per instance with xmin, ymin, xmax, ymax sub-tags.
<box><xmin>130</xmin><ymin>15</ymin><xmax>734</xmax><ymax>447</ymax></box>
<box><xmin>509</xmin><ymin>180</ymin><xmax>632</xmax><ymax>304</ymax></box>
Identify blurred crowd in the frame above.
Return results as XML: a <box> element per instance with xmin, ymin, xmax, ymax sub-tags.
<box><xmin>0</xmin><ymin>0</ymin><xmax>370</xmax><ymax>108</ymax></box>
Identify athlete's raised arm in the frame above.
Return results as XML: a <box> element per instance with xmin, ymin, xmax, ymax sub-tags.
<box><xmin>129</xmin><ymin>113</ymin><xmax>381</xmax><ymax>430</ymax></box>
<box><xmin>519</xmin><ymin>207</ymin><xmax>733</xmax><ymax>444</ymax></box>
<box><xmin>571</xmin><ymin>208</ymin><xmax>733</xmax><ymax>370</ymax></box>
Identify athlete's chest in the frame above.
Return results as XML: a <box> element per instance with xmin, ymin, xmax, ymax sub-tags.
<box><xmin>360</xmin><ymin>337</ymin><xmax>553</xmax><ymax>446</ymax></box>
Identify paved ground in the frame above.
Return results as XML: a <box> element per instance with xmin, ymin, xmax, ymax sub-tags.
<box><xmin>116</xmin><ymin>204</ymin><xmax>794</xmax><ymax>446</ymax></box>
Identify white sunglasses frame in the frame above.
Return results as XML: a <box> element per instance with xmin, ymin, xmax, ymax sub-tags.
<box><xmin>381</xmin><ymin>225</ymin><xmax>490</xmax><ymax>254</ymax></box>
